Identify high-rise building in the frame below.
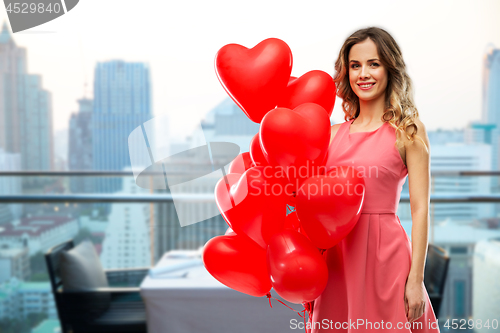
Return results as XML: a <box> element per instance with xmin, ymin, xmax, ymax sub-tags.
<box><xmin>68</xmin><ymin>98</ymin><xmax>93</xmax><ymax>193</ymax></box>
<box><xmin>0</xmin><ymin>22</ymin><xmax>25</xmax><ymax>156</ymax></box>
<box><xmin>482</xmin><ymin>45</ymin><xmax>500</xmax><ymax>126</ymax></box>
<box><xmin>20</xmin><ymin>74</ymin><xmax>53</xmax><ymax>171</ymax></box>
<box><xmin>100</xmin><ymin>174</ymin><xmax>151</xmax><ymax>269</ymax></box>
<box><xmin>480</xmin><ymin>46</ymin><xmax>500</xmax><ymax>215</ymax></box>
<box><xmin>92</xmin><ymin>60</ymin><xmax>153</xmax><ymax>193</ymax></box>
<box><xmin>0</xmin><ymin>22</ymin><xmax>53</xmax><ymax>172</ymax></box>
<box><xmin>481</xmin><ymin>47</ymin><xmax>500</xmax><ymax>171</ymax></box>
<box><xmin>0</xmin><ymin>248</ymin><xmax>30</xmax><ymax>284</ymax></box>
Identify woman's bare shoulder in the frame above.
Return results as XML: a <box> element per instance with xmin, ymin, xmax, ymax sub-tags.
<box><xmin>397</xmin><ymin>118</ymin><xmax>430</xmax><ymax>150</ymax></box>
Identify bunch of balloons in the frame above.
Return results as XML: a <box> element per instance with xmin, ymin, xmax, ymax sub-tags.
<box><xmin>202</xmin><ymin>38</ymin><xmax>366</xmax><ymax>305</ymax></box>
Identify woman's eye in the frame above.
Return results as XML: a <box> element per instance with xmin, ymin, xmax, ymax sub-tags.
<box><xmin>351</xmin><ymin>63</ymin><xmax>379</xmax><ymax>69</ymax></box>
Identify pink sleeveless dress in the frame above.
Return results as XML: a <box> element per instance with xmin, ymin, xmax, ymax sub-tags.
<box><xmin>309</xmin><ymin>118</ymin><xmax>440</xmax><ymax>333</ymax></box>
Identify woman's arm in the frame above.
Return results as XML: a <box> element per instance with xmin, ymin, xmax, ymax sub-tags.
<box><xmin>404</xmin><ymin>117</ymin><xmax>431</xmax><ymax>322</ymax></box>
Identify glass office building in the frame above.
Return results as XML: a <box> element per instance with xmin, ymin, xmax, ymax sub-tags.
<box><xmin>92</xmin><ymin>60</ymin><xmax>153</xmax><ymax>193</ymax></box>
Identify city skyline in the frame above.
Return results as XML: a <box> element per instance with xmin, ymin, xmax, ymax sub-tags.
<box><xmin>0</xmin><ymin>0</ymin><xmax>499</xmax><ymax>140</ymax></box>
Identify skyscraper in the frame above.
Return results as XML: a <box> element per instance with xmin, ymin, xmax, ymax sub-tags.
<box><xmin>0</xmin><ymin>21</ymin><xmax>53</xmax><ymax>172</ymax></box>
<box><xmin>20</xmin><ymin>74</ymin><xmax>53</xmax><ymax>171</ymax></box>
<box><xmin>0</xmin><ymin>22</ymin><xmax>24</xmax><ymax>156</ymax></box>
<box><xmin>481</xmin><ymin>46</ymin><xmax>500</xmax><ymax>216</ymax></box>
<box><xmin>68</xmin><ymin>98</ymin><xmax>93</xmax><ymax>193</ymax></box>
<box><xmin>482</xmin><ymin>45</ymin><xmax>500</xmax><ymax>126</ymax></box>
<box><xmin>482</xmin><ymin>46</ymin><xmax>500</xmax><ymax>167</ymax></box>
<box><xmin>92</xmin><ymin>60</ymin><xmax>153</xmax><ymax>193</ymax></box>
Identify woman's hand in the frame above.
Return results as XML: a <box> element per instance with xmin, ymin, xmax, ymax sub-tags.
<box><xmin>404</xmin><ymin>279</ymin><xmax>426</xmax><ymax>323</ymax></box>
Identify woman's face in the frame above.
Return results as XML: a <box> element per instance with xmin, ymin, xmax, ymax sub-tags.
<box><xmin>348</xmin><ymin>38</ymin><xmax>388</xmax><ymax>103</ymax></box>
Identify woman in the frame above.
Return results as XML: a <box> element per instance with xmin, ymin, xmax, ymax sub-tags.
<box><xmin>308</xmin><ymin>27</ymin><xmax>440</xmax><ymax>332</ymax></box>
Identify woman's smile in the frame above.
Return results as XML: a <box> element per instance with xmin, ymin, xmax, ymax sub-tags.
<box><xmin>357</xmin><ymin>82</ymin><xmax>376</xmax><ymax>90</ymax></box>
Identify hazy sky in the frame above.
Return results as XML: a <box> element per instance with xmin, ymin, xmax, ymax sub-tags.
<box><xmin>1</xmin><ymin>0</ymin><xmax>499</xmax><ymax>139</ymax></box>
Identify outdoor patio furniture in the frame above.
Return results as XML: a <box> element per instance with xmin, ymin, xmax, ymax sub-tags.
<box><xmin>45</xmin><ymin>239</ymin><xmax>149</xmax><ymax>333</ymax></box>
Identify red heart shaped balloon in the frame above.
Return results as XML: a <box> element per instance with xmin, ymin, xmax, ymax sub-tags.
<box><xmin>229</xmin><ymin>152</ymin><xmax>255</xmax><ymax>174</ymax></box>
<box><xmin>287</xmin><ymin>191</ymin><xmax>297</xmax><ymax>206</ymax></box>
<box><xmin>203</xmin><ymin>233</ymin><xmax>271</xmax><ymax>297</ymax></box>
<box><xmin>249</xmin><ymin>133</ymin><xmax>269</xmax><ymax>167</ymax></box>
<box><xmin>214</xmin><ymin>167</ymin><xmax>288</xmax><ymax>249</ymax></box>
<box><xmin>215</xmin><ymin>38</ymin><xmax>293</xmax><ymax>123</ymax></box>
<box><xmin>214</xmin><ymin>173</ymin><xmax>242</xmax><ymax>226</ymax></box>
<box><xmin>278</xmin><ymin>70</ymin><xmax>336</xmax><ymax>117</ymax></box>
<box><xmin>298</xmin><ymin>226</ymin><xmax>312</xmax><ymax>242</ymax></box>
<box><xmin>266</xmin><ymin>229</ymin><xmax>328</xmax><ymax>304</ymax></box>
<box><xmin>216</xmin><ymin>173</ymin><xmax>271</xmax><ymax>247</ymax></box>
<box><xmin>284</xmin><ymin>210</ymin><xmax>300</xmax><ymax>231</ymax></box>
<box><xmin>296</xmin><ymin>166</ymin><xmax>366</xmax><ymax>249</ymax></box>
<box><xmin>250</xmin><ymin>133</ymin><xmax>297</xmax><ymax>197</ymax></box>
<box><xmin>260</xmin><ymin>102</ymin><xmax>331</xmax><ymax>190</ymax></box>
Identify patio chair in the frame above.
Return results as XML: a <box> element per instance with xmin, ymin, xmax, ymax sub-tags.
<box><xmin>45</xmin><ymin>239</ymin><xmax>149</xmax><ymax>333</ymax></box>
<box><xmin>424</xmin><ymin>243</ymin><xmax>450</xmax><ymax>318</ymax></box>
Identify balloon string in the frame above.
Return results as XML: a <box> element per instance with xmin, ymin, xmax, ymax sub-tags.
<box><xmin>303</xmin><ymin>300</ymin><xmax>314</xmax><ymax>333</ymax></box>
<box><xmin>265</xmin><ymin>292</ymin><xmax>314</xmax><ymax>333</ymax></box>
<box><xmin>265</xmin><ymin>292</ymin><xmax>305</xmax><ymax>317</ymax></box>
<box><xmin>266</xmin><ymin>292</ymin><xmax>273</xmax><ymax>308</ymax></box>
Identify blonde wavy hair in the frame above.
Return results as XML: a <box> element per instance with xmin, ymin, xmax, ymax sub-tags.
<box><xmin>334</xmin><ymin>26</ymin><xmax>427</xmax><ymax>151</ymax></box>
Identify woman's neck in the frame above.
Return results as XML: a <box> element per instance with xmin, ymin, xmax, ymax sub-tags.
<box><xmin>356</xmin><ymin>95</ymin><xmax>386</xmax><ymax>123</ymax></box>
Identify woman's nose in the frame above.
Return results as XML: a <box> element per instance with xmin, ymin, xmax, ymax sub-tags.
<box><xmin>360</xmin><ymin>65</ymin><xmax>370</xmax><ymax>78</ymax></box>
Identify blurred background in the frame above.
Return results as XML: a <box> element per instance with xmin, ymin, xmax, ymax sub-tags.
<box><xmin>0</xmin><ymin>0</ymin><xmax>500</xmax><ymax>332</ymax></box>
